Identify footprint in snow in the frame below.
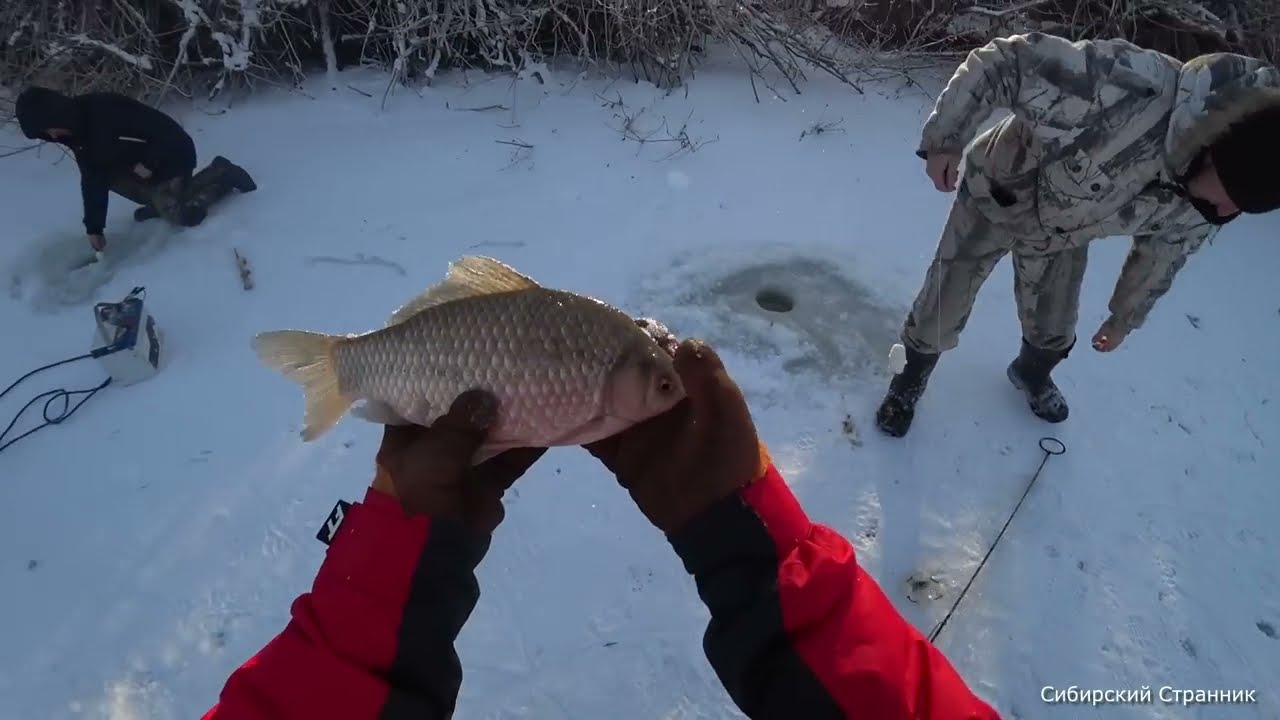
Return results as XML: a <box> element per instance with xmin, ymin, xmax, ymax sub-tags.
<box><xmin>861</xmin><ymin>517</ymin><xmax>878</xmax><ymax>542</ymax></box>
<box><xmin>905</xmin><ymin>572</ymin><xmax>945</xmax><ymax>604</ymax></box>
<box><xmin>841</xmin><ymin>414</ymin><xmax>862</xmax><ymax>447</ymax></box>
<box><xmin>1180</xmin><ymin>637</ymin><xmax>1197</xmax><ymax>658</ymax></box>
<box><xmin>1257</xmin><ymin>620</ymin><xmax>1277</xmax><ymax>639</ymax></box>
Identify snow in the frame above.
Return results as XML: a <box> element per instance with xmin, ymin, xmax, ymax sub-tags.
<box><xmin>2</xmin><ymin>52</ymin><xmax>1279</xmax><ymax>720</ymax></box>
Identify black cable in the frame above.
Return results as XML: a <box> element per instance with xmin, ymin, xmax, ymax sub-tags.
<box><xmin>0</xmin><ymin>354</ymin><xmax>112</xmax><ymax>454</ymax></box>
<box><xmin>927</xmin><ymin>437</ymin><xmax>1066</xmax><ymax>643</ymax></box>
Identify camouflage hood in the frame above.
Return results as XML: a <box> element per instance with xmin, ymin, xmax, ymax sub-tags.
<box><xmin>1163</xmin><ymin>53</ymin><xmax>1280</xmax><ymax>178</ymax></box>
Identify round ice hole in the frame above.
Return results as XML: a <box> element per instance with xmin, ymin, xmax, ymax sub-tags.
<box><xmin>755</xmin><ymin>287</ymin><xmax>795</xmax><ymax>313</ymax></box>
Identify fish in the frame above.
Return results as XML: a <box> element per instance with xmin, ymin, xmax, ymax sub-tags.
<box><xmin>250</xmin><ymin>255</ymin><xmax>686</xmax><ymax>463</ymax></box>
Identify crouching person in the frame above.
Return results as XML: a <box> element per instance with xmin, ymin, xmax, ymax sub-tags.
<box><xmin>15</xmin><ymin>85</ymin><xmax>257</xmax><ymax>258</ymax></box>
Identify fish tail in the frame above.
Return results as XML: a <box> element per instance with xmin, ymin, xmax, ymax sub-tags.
<box><xmin>251</xmin><ymin>329</ymin><xmax>353</xmax><ymax>441</ymax></box>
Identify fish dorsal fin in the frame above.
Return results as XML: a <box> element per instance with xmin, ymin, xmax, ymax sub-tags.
<box><xmin>387</xmin><ymin>256</ymin><xmax>541</xmax><ymax>326</ymax></box>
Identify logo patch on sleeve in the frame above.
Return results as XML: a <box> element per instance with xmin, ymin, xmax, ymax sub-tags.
<box><xmin>316</xmin><ymin>499</ymin><xmax>353</xmax><ymax>546</ymax></box>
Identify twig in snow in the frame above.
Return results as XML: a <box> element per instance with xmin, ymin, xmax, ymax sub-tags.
<box><xmin>497</xmin><ymin>139</ymin><xmax>534</xmax><ymax>170</ymax></box>
<box><xmin>962</xmin><ymin>0</ymin><xmax>1056</xmax><ymax>19</ymax></box>
<box><xmin>304</xmin><ymin>253</ymin><xmax>408</xmax><ymax>276</ymax></box>
<box><xmin>595</xmin><ymin>92</ymin><xmax>626</xmax><ymax>111</ymax></box>
<box><xmin>1243</xmin><ymin>411</ymin><xmax>1264</xmax><ymax>447</ymax></box>
<box><xmin>451</xmin><ymin>103</ymin><xmax>510</xmax><ymax>112</ymax></box>
<box><xmin>65</xmin><ymin>34</ymin><xmax>154</xmax><ymax>71</ymax></box>
<box><xmin>234</xmin><ymin>248</ymin><xmax>254</xmax><ymax>290</ymax></box>
<box><xmin>644</xmin><ymin>116</ymin><xmax>719</xmax><ymax>162</ymax></box>
<box><xmin>606</xmin><ymin>99</ymin><xmax>715</xmax><ymax>160</ymax></box>
<box><xmin>800</xmin><ymin>118</ymin><xmax>847</xmax><ymax>140</ymax></box>
<box><xmin>317</xmin><ymin>0</ymin><xmax>339</xmax><ymax>89</ymax></box>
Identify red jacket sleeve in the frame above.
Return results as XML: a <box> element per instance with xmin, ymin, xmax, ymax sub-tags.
<box><xmin>201</xmin><ymin>487</ymin><xmax>491</xmax><ymax>720</ymax></box>
<box><xmin>667</xmin><ymin>463</ymin><xmax>1003</xmax><ymax>719</ymax></box>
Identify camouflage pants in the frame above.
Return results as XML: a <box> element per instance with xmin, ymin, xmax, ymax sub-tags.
<box><xmin>900</xmin><ymin>179</ymin><xmax>1088</xmax><ymax>355</ymax></box>
<box><xmin>110</xmin><ymin>159</ymin><xmax>235</xmax><ymax>226</ymax></box>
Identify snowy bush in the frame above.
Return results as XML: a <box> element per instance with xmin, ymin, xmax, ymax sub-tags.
<box><xmin>0</xmin><ymin>0</ymin><xmax>1275</xmax><ymax>103</ymax></box>
<box><xmin>0</xmin><ymin>0</ymin><xmax>860</xmax><ymax>102</ymax></box>
<box><xmin>817</xmin><ymin>0</ymin><xmax>1278</xmax><ymax>63</ymax></box>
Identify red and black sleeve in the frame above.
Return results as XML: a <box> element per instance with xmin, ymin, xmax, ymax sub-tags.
<box><xmin>200</xmin><ymin>487</ymin><xmax>490</xmax><ymax>720</ymax></box>
<box><xmin>668</xmin><ymin>464</ymin><xmax>1003</xmax><ymax>720</ymax></box>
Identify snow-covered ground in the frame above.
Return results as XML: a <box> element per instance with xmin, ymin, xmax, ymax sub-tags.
<box><xmin>2</xmin><ymin>51</ymin><xmax>1278</xmax><ymax>720</ymax></box>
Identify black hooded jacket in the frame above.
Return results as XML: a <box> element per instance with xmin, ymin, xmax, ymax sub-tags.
<box><xmin>16</xmin><ymin>87</ymin><xmax>198</xmax><ymax>235</ymax></box>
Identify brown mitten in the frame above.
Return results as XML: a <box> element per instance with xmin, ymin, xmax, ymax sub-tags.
<box><xmin>585</xmin><ymin>338</ymin><xmax>771</xmax><ymax>535</ymax></box>
<box><xmin>373</xmin><ymin>389</ymin><xmax>546</xmax><ymax>534</ymax></box>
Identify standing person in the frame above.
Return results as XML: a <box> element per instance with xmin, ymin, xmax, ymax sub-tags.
<box><xmin>202</xmin><ymin>338</ymin><xmax>1002</xmax><ymax>719</ymax></box>
<box><xmin>875</xmin><ymin>32</ymin><xmax>1280</xmax><ymax>438</ymax></box>
<box><xmin>15</xmin><ymin>85</ymin><xmax>257</xmax><ymax>260</ymax></box>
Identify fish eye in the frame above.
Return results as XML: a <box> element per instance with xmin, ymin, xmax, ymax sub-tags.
<box><xmin>658</xmin><ymin>378</ymin><xmax>674</xmax><ymax>393</ymax></box>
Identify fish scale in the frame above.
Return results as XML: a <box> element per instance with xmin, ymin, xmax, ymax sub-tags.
<box><xmin>251</xmin><ymin>255</ymin><xmax>685</xmax><ymax>463</ymax></box>
<box><xmin>349</xmin><ymin>294</ymin><xmax>614</xmax><ymax>439</ymax></box>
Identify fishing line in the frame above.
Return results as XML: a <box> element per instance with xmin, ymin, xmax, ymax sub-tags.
<box><xmin>927</xmin><ymin>436</ymin><xmax>1066</xmax><ymax>643</ymax></box>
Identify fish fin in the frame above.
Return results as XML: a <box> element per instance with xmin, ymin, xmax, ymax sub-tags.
<box><xmin>351</xmin><ymin>400</ymin><xmax>413</xmax><ymax>426</ymax></box>
<box><xmin>251</xmin><ymin>329</ymin><xmax>354</xmax><ymax>441</ymax></box>
<box><xmin>387</xmin><ymin>256</ymin><xmax>541</xmax><ymax>326</ymax></box>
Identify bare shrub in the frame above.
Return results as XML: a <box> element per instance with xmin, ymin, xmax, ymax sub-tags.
<box><xmin>0</xmin><ymin>0</ymin><xmax>862</xmax><ymax>106</ymax></box>
<box><xmin>0</xmin><ymin>0</ymin><xmax>1276</xmax><ymax>110</ymax></box>
<box><xmin>817</xmin><ymin>0</ymin><xmax>1280</xmax><ymax>63</ymax></box>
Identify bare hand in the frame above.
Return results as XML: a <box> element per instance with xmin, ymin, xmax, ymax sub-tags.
<box><xmin>134</xmin><ymin>163</ymin><xmax>152</xmax><ymax>179</ymax></box>
<box><xmin>1091</xmin><ymin>318</ymin><xmax>1128</xmax><ymax>352</ymax></box>
<box><xmin>88</xmin><ymin>234</ymin><xmax>106</xmax><ymax>253</ymax></box>
<box><xmin>925</xmin><ymin>153</ymin><xmax>961</xmax><ymax>192</ymax></box>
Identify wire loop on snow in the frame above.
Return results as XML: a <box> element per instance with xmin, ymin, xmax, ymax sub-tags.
<box><xmin>1039</xmin><ymin>437</ymin><xmax>1066</xmax><ymax>455</ymax></box>
<box><xmin>927</xmin><ymin>435</ymin><xmax>1066</xmax><ymax>643</ymax></box>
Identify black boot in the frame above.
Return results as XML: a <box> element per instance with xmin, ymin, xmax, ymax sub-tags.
<box><xmin>212</xmin><ymin>155</ymin><xmax>257</xmax><ymax>193</ymax></box>
<box><xmin>134</xmin><ymin>205</ymin><xmax>158</xmax><ymax>222</ymax></box>
<box><xmin>179</xmin><ymin>205</ymin><xmax>208</xmax><ymax>227</ymax></box>
<box><xmin>875</xmin><ymin>347</ymin><xmax>940</xmax><ymax>438</ymax></box>
<box><xmin>1006</xmin><ymin>338</ymin><xmax>1071</xmax><ymax>423</ymax></box>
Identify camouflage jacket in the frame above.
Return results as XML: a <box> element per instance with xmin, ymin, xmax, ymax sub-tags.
<box><xmin>918</xmin><ymin>32</ymin><xmax>1280</xmax><ymax>334</ymax></box>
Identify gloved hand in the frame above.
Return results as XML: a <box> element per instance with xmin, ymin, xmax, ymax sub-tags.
<box><xmin>585</xmin><ymin>338</ymin><xmax>771</xmax><ymax>535</ymax></box>
<box><xmin>372</xmin><ymin>389</ymin><xmax>546</xmax><ymax>534</ymax></box>
<box><xmin>88</xmin><ymin>233</ymin><xmax>106</xmax><ymax>253</ymax></box>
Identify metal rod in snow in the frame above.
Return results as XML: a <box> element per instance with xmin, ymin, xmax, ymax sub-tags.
<box><xmin>927</xmin><ymin>436</ymin><xmax>1067</xmax><ymax>644</ymax></box>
